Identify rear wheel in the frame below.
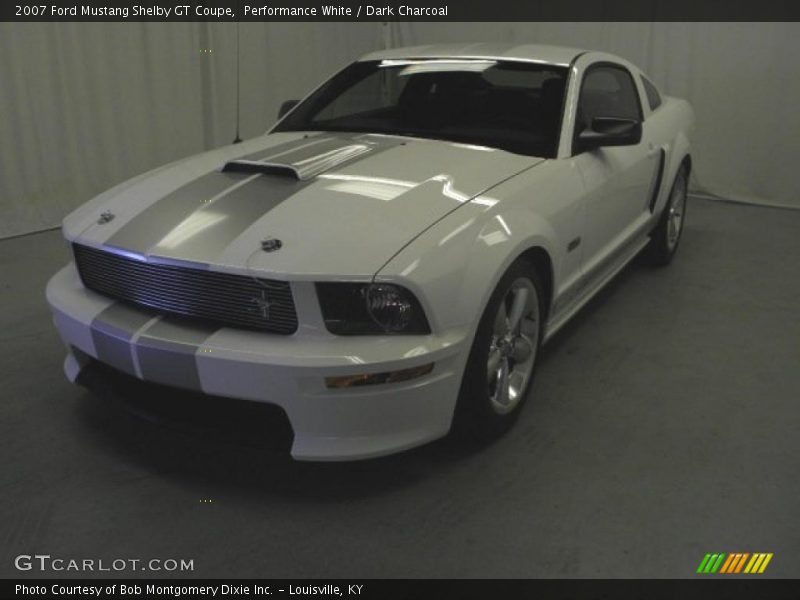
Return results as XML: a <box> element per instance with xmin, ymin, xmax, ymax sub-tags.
<box><xmin>646</xmin><ymin>165</ymin><xmax>688</xmax><ymax>266</ymax></box>
<box><xmin>452</xmin><ymin>258</ymin><xmax>544</xmax><ymax>441</ymax></box>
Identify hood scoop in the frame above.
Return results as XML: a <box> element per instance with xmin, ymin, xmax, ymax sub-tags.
<box><xmin>223</xmin><ymin>142</ymin><xmax>376</xmax><ymax>181</ymax></box>
<box><xmin>222</xmin><ymin>160</ymin><xmax>300</xmax><ymax>179</ymax></box>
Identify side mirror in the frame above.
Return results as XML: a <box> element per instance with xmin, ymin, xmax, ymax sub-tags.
<box><xmin>577</xmin><ymin>117</ymin><xmax>642</xmax><ymax>152</ymax></box>
<box><xmin>278</xmin><ymin>99</ymin><xmax>300</xmax><ymax>119</ymax></box>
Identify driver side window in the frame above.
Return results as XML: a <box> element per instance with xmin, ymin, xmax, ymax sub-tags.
<box><xmin>576</xmin><ymin>64</ymin><xmax>642</xmax><ymax>134</ymax></box>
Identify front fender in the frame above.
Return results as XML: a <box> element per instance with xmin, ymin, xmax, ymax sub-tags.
<box><xmin>375</xmin><ymin>200</ymin><xmax>562</xmax><ymax>338</ymax></box>
<box><xmin>376</xmin><ymin>159</ymin><xmax>585</xmax><ymax>340</ymax></box>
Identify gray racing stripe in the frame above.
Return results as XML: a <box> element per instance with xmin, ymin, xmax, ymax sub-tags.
<box><xmin>237</xmin><ymin>133</ymin><xmax>326</xmax><ymax>162</ymax></box>
<box><xmin>106</xmin><ymin>134</ymin><xmax>401</xmax><ymax>264</ymax></box>
<box><xmin>106</xmin><ymin>171</ymin><xmax>247</xmax><ymax>256</ymax></box>
<box><xmin>145</xmin><ymin>137</ymin><xmax>403</xmax><ymax>263</ymax></box>
<box><xmin>104</xmin><ymin>136</ymin><xmax>326</xmax><ymax>256</ymax></box>
<box><xmin>257</xmin><ymin>136</ymin><xmax>370</xmax><ymax>166</ymax></box>
<box><xmin>135</xmin><ymin>318</ymin><xmax>218</xmax><ymax>391</ymax></box>
<box><xmin>239</xmin><ymin>132</ymin><xmax>380</xmax><ymax>163</ymax></box>
<box><xmin>104</xmin><ymin>136</ymin><xmax>347</xmax><ymax>257</ymax></box>
<box><xmin>145</xmin><ymin>173</ymin><xmax>314</xmax><ymax>263</ymax></box>
<box><xmin>91</xmin><ymin>303</ymin><xmax>158</xmax><ymax>376</ymax></box>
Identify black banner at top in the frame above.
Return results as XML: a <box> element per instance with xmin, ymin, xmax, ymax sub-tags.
<box><xmin>4</xmin><ymin>0</ymin><xmax>800</xmax><ymax>22</ymax></box>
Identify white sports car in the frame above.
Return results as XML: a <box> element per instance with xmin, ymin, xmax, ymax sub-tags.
<box><xmin>47</xmin><ymin>43</ymin><xmax>694</xmax><ymax>460</ymax></box>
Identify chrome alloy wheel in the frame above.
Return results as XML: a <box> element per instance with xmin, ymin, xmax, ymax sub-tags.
<box><xmin>666</xmin><ymin>174</ymin><xmax>687</xmax><ymax>250</ymax></box>
<box><xmin>487</xmin><ymin>277</ymin><xmax>540</xmax><ymax>415</ymax></box>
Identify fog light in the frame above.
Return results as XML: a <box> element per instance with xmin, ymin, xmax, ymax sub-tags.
<box><xmin>325</xmin><ymin>363</ymin><xmax>434</xmax><ymax>389</ymax></box>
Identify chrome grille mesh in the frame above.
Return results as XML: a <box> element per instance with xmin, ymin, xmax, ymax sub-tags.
<box><xmin>73</xmin><ymin>244</ymin><xmax>298</xmax><ymax>334</ymax></box>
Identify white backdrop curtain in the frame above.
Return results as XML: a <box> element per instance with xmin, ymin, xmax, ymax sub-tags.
<box><xmin>1</xmin><ymin>22</ymin><xmax>798</xmax><ymax>238</ymax></box>
<box><xmin>0</xmin><ymin>22</ymin><xmax>382</xmax><ymax>238</ymax></box>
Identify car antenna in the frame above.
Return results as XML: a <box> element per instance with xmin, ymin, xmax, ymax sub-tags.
<box><xmin>233</xmin><ymin>21</ymin><xmax>242</xmax><ymax>144</ymax></box>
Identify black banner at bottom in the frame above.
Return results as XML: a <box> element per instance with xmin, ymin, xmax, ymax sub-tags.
<box><xmin>5</xmin><ymin>579</ymin><xmax>800</xmax><ymax>600</ymax></box>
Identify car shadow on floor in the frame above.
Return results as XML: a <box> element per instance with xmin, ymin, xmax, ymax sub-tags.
<box><xmin>72</xmin><ymin>252</ymin><xmax>650</xmax><ymax>502</ymax></box>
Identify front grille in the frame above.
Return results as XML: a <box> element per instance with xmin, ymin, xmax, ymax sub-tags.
<box><xmin>73</xmin><ymin>244</ymin><xmax>298</xmax><ymax>334</ymax></box>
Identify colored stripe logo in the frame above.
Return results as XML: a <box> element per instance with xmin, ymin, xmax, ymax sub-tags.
<box><xmin>696</xmin><ymin>553</ymin><xmax>773</xmax><ymax>574</ymax></box>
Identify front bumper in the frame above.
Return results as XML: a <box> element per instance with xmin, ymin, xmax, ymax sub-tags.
<box><xmin>46</xmin><ymin>263</ymin><xmax>470</xmax><ymax>460</ymax></box>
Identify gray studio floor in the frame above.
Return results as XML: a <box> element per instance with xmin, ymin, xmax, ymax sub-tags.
<box><xmin>1</xmin><ymin>197</ymin><xmax>798</xmax><ymax>578</ymax></box>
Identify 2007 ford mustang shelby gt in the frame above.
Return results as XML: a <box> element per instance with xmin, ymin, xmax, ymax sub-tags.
<box><xmin>47</xmin><ymin>44</ymin><xmax>694</xmax><ymax>460</ymax></box>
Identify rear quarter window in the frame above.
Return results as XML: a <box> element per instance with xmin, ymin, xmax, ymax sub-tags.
<box><xmin>641</xmin><ymin>76</ymin><xmax>662</xmax><ymax>111</ymax></box>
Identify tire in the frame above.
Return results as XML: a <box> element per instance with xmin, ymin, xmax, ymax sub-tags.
<box><xmin>646</xmin><ymin>165</ymin><xmax>689</xmax><ymax>266</ymax></box>
<box><xmin>452</xmin><ymin>258</ymin><xmax>545</xmax><ymax>442</ymax></box>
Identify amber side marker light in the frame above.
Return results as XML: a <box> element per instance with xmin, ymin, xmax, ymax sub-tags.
<box><xmin>325</xmin><ymin>363</ymin><xmax>434</xmax><ymax>389</ymax></box>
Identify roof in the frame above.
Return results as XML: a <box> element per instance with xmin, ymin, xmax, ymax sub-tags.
<box><xmin>359</xmin><ymin>43</ymin><xmax>586</xmax><ymax>67</ymax></box>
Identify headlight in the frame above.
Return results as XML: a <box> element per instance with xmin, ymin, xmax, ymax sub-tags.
<box><xmin>316</xmin><ymin>282</ymin><xmax>431</xmax><ymax>335</ymax></box>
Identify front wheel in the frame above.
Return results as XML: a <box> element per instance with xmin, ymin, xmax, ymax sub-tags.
<box><xmin>646</xmin><ymin>165</ymin><xmax>688</xmax><ymax>266</ymax></box>
<box><xmin>452</xmin><ymin>258</ymin><xmax>544</xmax><ymax>441</ymax></box>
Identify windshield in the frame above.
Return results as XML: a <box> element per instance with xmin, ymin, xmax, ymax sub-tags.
<box><xmin>274</xmin><ymin>59</ymin><xmax>568</xmax><ymax>158</ymax></box>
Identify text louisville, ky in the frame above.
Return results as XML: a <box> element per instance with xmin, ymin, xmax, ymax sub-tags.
<box><xmin>16</xmin><ymin>583</ymin><xmax>366</xmax><ymax>597</ymax></box>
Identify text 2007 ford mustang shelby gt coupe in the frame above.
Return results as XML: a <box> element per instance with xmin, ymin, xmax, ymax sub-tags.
<box><xmin>47</xmin><ymin>44</ymin><xmax>694</xmax><ymax>460</ymax></box>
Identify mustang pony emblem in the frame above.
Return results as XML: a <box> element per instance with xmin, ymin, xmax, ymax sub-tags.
<box><xmin>251</xmin><ymin>290</ymin><xmax>274</xmax><ymax>319</ymax></box>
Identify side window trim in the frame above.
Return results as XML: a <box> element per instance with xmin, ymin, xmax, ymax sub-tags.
<box><xmin>571</xmin><ymin>61</ymin><xmax>644</xmax><ymax>156</ymax></box>
<box><xmin>556</xmin><ymin>51</ymin><xmax>587</xmax><ymax>159</ymax></box>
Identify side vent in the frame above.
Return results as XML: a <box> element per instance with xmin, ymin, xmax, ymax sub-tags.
<box><xmin>648</xmin><ymin>149</ymin><xmax>666</xmax><ymax>213</ymax></box>
<box><xmin>222</xmin><ymin>160</ymin><xmax>300</xmax><ymax>180</ymax></box>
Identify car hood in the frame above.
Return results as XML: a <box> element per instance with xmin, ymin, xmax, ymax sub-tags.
<box><xmin>65</xmin><ymin>132</ymin><xmax>542</xmax><ymax>279</ymax></box>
